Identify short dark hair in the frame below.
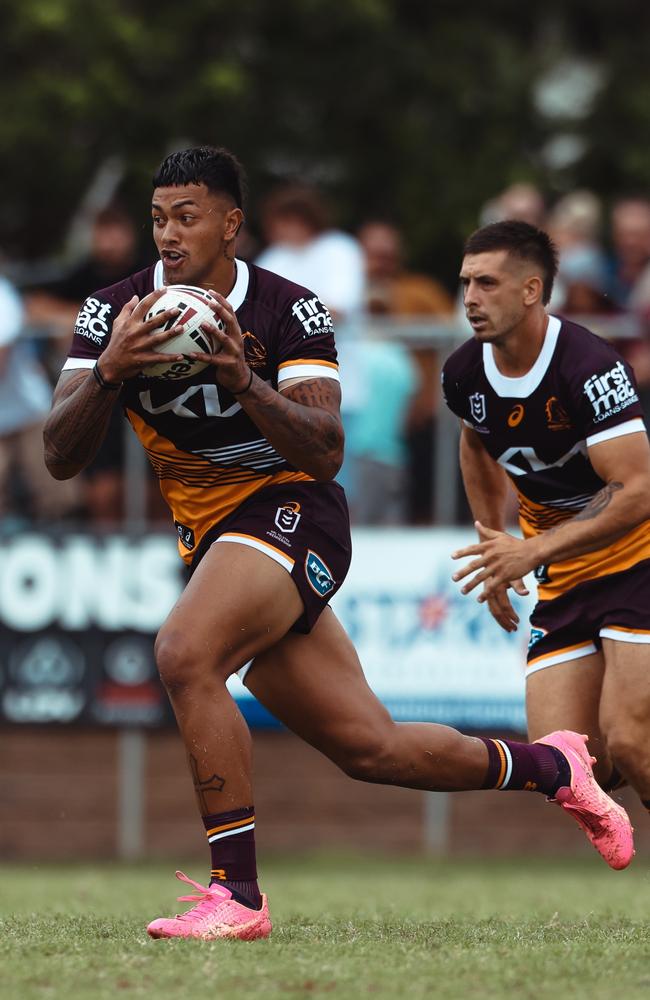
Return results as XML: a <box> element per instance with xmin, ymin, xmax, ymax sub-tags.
<box><xmin>152</xmin><ymin>146</ymin><xmax>246</xmax><ymax>209</ymax></box>
<box><xmin>464</xmin><ymin>220</ymin><xmax>559</xmax><ymax>304</ymax></box>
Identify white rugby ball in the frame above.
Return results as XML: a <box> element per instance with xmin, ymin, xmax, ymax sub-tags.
<box><xmin>143</xmin><ymin>285</ymin><xmax>223</xmax><ymax>379</ymax></box>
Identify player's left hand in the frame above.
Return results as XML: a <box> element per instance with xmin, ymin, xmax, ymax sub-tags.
<box><xmin>188</xmin><ymin>291</ymin><xmax>252</xmax><ymax>395</ymax></box>
<box><xmin>452</xmin><ymin>522</ymin><xmax>538</xmax><ymax>598</ymax></box>
<box><xmin>481</xmin><ymin>573</ymin><xmax>531</xmax><ymax>631</ymax></box>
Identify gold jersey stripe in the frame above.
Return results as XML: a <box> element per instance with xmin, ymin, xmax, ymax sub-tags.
<box><xmin>127</xmin><ymin>409</ymin><xmax>313</xmax><ymax>563</ymax></box>
<box><xmin>514</xmin><ymin>487</ymin><xmax>650</xmax><ymax>599</ymax></box>
<box><xmin>536</xmin><ymin>525</ymin><xmax>650</xmax><ymax>600</ymax></box>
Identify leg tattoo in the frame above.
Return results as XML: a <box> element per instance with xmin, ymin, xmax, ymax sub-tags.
<box><xmin>189</xmin><ymin>754</ymin><xmax>226</xmax><ymax>813</ymax></box>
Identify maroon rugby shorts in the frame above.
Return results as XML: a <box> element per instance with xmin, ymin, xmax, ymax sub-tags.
<box><xmin>189</xmin><ymin>480</ymin><xmax>351</xmax><ymax>634</ymax></box>
<box><xmin>527</xmin><ymin>558</ymin><xmax>650</xmax><ymax>674</ymax></box>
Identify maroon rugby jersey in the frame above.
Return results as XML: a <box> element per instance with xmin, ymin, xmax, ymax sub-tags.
<box><xmin>63</xmin><ymin>259</ymin><xmax>340</xmax><ymax>562</ymax></box>
<box><xmin>442</xmin><ymin>315</ymin><xmax>649</xmax><ymax>599</ymax></box>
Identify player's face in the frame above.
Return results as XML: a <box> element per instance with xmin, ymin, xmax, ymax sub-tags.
<box><xmin>460</xmin><ymin>251</ymin><xmax>536</xmax><ymax>343</ymax></box>
<box><xmin>152</xmin><ymin>184</ymin><xmax>243</xmax><ymax>285</ymax></box>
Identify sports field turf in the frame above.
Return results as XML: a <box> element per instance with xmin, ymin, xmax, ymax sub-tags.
<box><xmin>1</xmin><ymin>855</ymin><xmax>648</xmax><ymax>1000</ymax></box>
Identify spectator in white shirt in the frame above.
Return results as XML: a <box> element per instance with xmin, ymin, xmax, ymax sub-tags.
<box><xmin>256</xmin><ymin>185</ymin><xmax>365</xmax><ymax>319</ymax></box>
<box><xmin>256</xmin><ymin>186</ymin><xmax>367</xmax><ymax>509</ymax></box>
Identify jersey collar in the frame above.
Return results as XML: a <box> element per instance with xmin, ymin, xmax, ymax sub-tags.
<box><xmin>153</xmin><ymin>258</ymin><xmax>250</xmax><ymax>312</ymax></box>
<box><xmin>483</xmin><ymin>314</ymin><xmax>561</xmax><ymax>398</ymax></box>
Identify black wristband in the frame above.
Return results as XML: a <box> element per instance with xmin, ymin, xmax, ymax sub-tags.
<box><xmin>232</xmin><ymin>367</ymin><xmax>254</xmax><ymax>395</ymax></box>
<box><xmin>93</xmin><ymin>360</ymin><xmax>122</xmax><ymax>391</ymax></box>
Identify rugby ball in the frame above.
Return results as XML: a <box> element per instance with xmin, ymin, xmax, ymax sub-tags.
<box><xmin>142</xmin><ymin>285</ymin><xmax>224</xmax><ymax>379</ymax></box>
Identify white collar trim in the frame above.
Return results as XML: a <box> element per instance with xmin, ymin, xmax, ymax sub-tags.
<box><xmin>483</xmin><ymin>315</ymin><xmax>561</xmax><ymax>398</ymax></box>
<box><xmin>227</xmin><ymin>259</ymin><xmax>249</xmax><ymax>311</ymax></box>
<box><xmin>153</xmin><ymin>258</ymin><xmax>249</xmax><ymax>311</ymax></box>
<box><xmin>153</xmin><ymin>259</ymin><xmax>164</xmax><ymax>290</ymax></box>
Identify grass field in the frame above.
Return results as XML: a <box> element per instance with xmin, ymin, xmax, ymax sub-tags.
<box><xmin>2</xmin><ymin>855</ymin><xmax>649</xmax><ymax>1000</ymax></box>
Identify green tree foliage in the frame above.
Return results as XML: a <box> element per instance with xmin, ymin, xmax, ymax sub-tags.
<box><xmin>2</xmin><ymin>0</ymin><xmax>649</xmax><ymax>276</ymax></box>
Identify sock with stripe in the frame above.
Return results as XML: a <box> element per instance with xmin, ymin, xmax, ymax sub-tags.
<box><xmin>479</xmin><ymin>737</ymin><xmax>571</xmax><ymax>796</ymax></box>
<box><xmin>202</xmin><ymin>805</ymin><xmax>261</xmax><ymax>910</ymax></box>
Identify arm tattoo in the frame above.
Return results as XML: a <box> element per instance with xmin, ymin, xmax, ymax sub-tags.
<box><xmin>283</xmin><ymin>379</ymin><xmax>343</xmax><ymax>452</ymax></box>
<box><xmin>574</xmin><ymin>481</ymin><xmax>624</xmax><ymax>522</ymax></box>
<box><xmin>241</xmin><ymin>376</ymin><xmax>344</xmax><ymax>479</ymax></box>
<box><xmin>189</xmin><ymin>754</ymin><xmax>226</xmax><ymax>814</ymax></box>
<box><xmin>285</xmin><ymin>379</ymin><xmax>337</xmax><ymax>409</ymax></box>
<box><xmin>44</xmin><ymin>372</ymin><xmax>120</xmax><ymax>476</ymax></box>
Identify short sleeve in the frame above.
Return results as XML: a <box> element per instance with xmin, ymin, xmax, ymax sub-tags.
<box><xmin>276</xmin><ymin>292</ymin><xmax>340</xmax><ymax>387</ymax></box>
<box><xmin>568</xmin><ymin>346</ymin><xmax>645</xmax><ymax>444</ymax></box>
<box><xmin>441</xmin><ymin>360</ymin><xmax>466</xmax><ymax>420</ymax></box>
<box><xmin>62</xmin><ymin>293</ymin><xmax>117</xmax><ymax>371</ymax></box>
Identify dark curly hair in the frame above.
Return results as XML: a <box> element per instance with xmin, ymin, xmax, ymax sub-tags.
<box><xmin>153</xmin><ymin>146</ymin><xmax>246</xmax><ymax>209</ymax></box>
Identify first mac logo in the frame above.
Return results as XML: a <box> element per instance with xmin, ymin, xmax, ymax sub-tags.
<box><xmin>583</xmin><ymin>362</ymin><xmax>637</xmax><ymax>420</ymax></box>
<box><xmin>74</xmin><ymin>297</ymin><xmax>113</xmax><ymax>345</ymax></box>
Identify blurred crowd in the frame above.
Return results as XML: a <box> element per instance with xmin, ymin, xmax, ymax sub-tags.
<box><xmin>2</xmin><ymin>180</ymin><xmax>650</xmax><ymax>531</ymax></box>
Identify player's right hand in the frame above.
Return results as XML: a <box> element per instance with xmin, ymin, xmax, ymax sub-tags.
<box><xmin>97</xmin><ymin>290</ymin><xmax>186</xmax><ymax>382</ymax></box>
<box><xmin>483</xmin><ymin>577</ymin><xmax>529</xmax><ymax>633</ymax></box>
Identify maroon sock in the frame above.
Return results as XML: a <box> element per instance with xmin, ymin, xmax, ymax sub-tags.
<box><xmin>479</xmin><ymin>737</ymin><xmax>570</xmax><ymax>796</ymax></box>
<box><xmin>202</xmin><ymin>805</ymin><xmax>261</xmax><ymax>910</ymax></box>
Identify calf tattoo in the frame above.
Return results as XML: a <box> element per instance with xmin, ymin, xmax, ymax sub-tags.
<box><xmin>574</xmin><ymin>481</ymin><xmax>624</xmax><ymax>521</ymax></box>
<box><xmin>189</xmin><ymin>754</ymin><xmax>226</xmax><ymax>813</ymax></box>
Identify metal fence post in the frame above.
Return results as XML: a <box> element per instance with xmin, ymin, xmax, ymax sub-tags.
<box><xmin>424</xmin><ymin>791</ymin><xmax>450</xmax><ymax>854</ymax></box>
<box><xmin>117</xmin><ymin>728</ymin><xmax>146</xmax><ymax>860</ymax></box>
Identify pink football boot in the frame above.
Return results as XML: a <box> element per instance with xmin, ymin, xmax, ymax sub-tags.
<box><xmin>147</xmin><ymin>871</ymin><xmax>272</xmax><ymax>941</ymax></box>
<box><xmin>535</xmin><ymin>730</ymin><xmax>634</xmax><ymax>870</ymax></box>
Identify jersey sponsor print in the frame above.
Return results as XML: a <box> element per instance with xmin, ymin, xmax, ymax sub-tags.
<box><xmin>442</xmin><ymin>316</ymin><xmax>649</xmax><ymax>599</ymax></box>
<box><xmin>74</xmin><ymin>297</ymin><xmax>114</xmax><ymax>346</ymax></box>
<box><xmin>63</xmin><ymin>261</ymin><xmax>340</xmax><ymax>563</ymax></box>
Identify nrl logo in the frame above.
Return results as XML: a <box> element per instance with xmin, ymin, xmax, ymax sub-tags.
<box><xmin>469</xmin><ymin>392</ymin><xmax>487</xmax><ymax>424</ymax></box>
<box><xmin>275</xmin><ymin>502</ymin><xmax>301</xmax><ymax>533</ymax></box>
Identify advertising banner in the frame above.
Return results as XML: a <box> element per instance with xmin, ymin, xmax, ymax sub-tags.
<box><xmin>230</xmin><ymin>528</ymin><xmax>534</xmax><ymax>730</ymax></box>
<box><xmin>0</xmin><ymin>533</ymin><xmax>179</xmax><ymax>726</ymax></box>
<box><xmin>0</xmin><ymin>529</ymin><xmax>535</xmax><ymax>730</ymax></box>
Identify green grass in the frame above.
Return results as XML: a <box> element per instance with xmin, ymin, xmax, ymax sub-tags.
<box><xmin>2</xmin><ymin>856</ymin><xmax>650</xmax><ymax>1000</ymax></box>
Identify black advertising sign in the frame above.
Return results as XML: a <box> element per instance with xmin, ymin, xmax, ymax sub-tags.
<box><xmin>0</xmin><ymin>532</ymin><xmax>182</xmax><ymax>727</ymax></box>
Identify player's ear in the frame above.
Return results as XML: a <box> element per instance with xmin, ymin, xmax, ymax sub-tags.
<box><xmin>224</xmin><ymin>207</ymin><xmax>244</xmax><ymax>242</ymax></box>
<box><xmin>523</xmin><ymin>274</ymin><xmax>543</xmax><ymax>306</ymax></box>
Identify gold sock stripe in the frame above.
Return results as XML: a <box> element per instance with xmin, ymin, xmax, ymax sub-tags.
<box><xmin>491</xmin><ymin>739</ymin><xmax>508</xmax><ymax>789</ymax></box>
<box><xmin>205</xmin><ymin>814</ymin><xmax>255</xmax><ymax>838</ymax></box>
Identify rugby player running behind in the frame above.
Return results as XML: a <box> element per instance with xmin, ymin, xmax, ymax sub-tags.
<box><xmin>44</xmin><ymin>149</ymin><xmax>633</xmax><ymax>942</ymax></box>
<box><xmin>446</xmin><ymin>221</ymin><xmax>650</xmax><ymax>822</ymax></box>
